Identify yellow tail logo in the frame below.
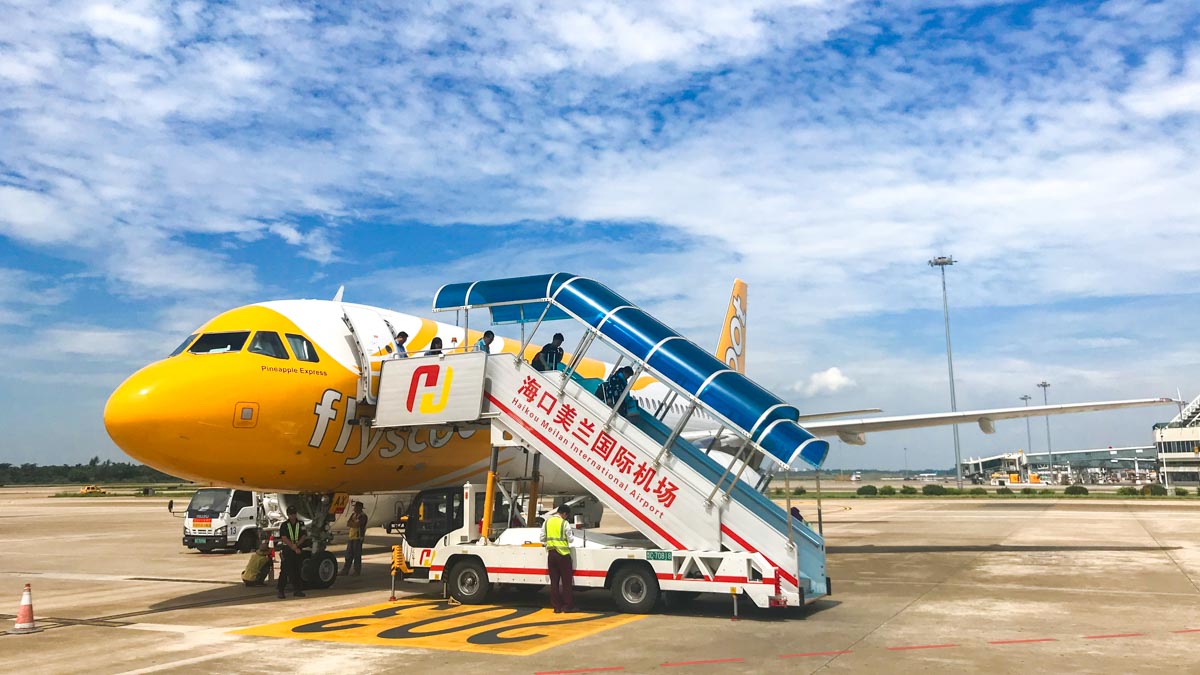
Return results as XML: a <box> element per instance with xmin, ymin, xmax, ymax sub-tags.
<box><xmin>716</xmin><ymin>279</ymin><xmax>747</xmax><ymax>373</ymax></box>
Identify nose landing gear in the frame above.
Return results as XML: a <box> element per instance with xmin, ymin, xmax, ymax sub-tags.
<box><xmin>295</xmin><ymin>492</ymin><xmax>340</xmax><ymax>589</ymax></box>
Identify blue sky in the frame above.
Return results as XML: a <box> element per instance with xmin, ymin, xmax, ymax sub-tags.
<box><xmin>1</xmin><ymin>0</ymin><xmax>1198</xmax><ymax>469</ymax></box>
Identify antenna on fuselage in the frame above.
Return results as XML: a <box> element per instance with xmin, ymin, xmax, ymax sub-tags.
<box><xmin>332</xmin><ymin>285</ymin><xmax>345</xmax><ymax>303</ymax></box>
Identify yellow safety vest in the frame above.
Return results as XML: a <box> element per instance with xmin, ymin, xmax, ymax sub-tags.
<box><xmin>285</xmin><ymin>521</ymin><xmax>302</xmax><ymax>545</ymax></box>
<box><xmin>544</xmin><ymin>516</ymin><xmax>570</xmax><ymax>555</ymax></box>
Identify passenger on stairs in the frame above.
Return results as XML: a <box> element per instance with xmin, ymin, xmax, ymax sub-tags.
<box><xmin>533</xmin><ymin>333</ymin><xmax>565</xmax><ymax>371</ymax></box>
<box><xmin>392</xmin><ymin>331</ymin><xmax>409</xmax><ymax>358</ymax></box>
<box><xmin>600</xmin><ymin>366</ymin><xmax>635</xmax><ymax>415</ymax></box>
<box><xmin>790</xmin><ymin>506</ymin><xmax>805</xmax><ymax>523</ymax></box>
<box><xmin>424</xmin><ymin>337</ymin><xmax>443</xmax><ymax>356</ymax></box>
<box><xmin>475</xmin><ymin>330</ymin><xmax>494</xmax><ymax>354</ymax></box>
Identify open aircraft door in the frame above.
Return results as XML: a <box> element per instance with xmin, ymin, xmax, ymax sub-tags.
<box><xmin>341</xmin><ymin>305</ymin><xmax>395</xmax><ymax>404</ymax></box>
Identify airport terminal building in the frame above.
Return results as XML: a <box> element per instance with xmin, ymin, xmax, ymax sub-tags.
<box><xmin>961</xmin><ymin>394</ymin><xmax>1200</xmax><ymax>486</ymax></box>
<box><xmin>1154</xmin><ymin>394</ymin><xmax>1200</xmax><ymax>484</ymax></box>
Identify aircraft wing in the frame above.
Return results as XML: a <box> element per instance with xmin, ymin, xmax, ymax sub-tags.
<box><xmin>804</xmin><ymin>398</ymin><xmax>1178</xmax><ymax>445</ymax></box>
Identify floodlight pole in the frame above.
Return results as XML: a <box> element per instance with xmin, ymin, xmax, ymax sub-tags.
<box><xmin>1038</xmin><ymin>381</ymin><xmax>1053</xmax><ymax>484</ymax></box>
<box><xmin>930</xmin><ymin>256</ymin><xmax>963</xmax><ymax>489</ymax></box>
<box><xmin>1020</xmin><ymin>394</ymin><xmax>1033</xmax><ymax>483</ymax></box>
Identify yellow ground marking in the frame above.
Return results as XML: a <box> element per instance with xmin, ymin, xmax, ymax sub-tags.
<box><xmin>231</xmin><ymin>598</ymin><xmax>646</xmax><ymax>656</ymax></box>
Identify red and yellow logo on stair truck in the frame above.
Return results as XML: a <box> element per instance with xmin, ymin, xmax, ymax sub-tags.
<box><xmin>406</xmin><ymin>365</ymin><xmax>454</xmax><ymax>414</ymax></box>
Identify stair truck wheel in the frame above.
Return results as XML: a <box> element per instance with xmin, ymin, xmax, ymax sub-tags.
<box><xmin>611</xmin><ymin>564</ymin><xmax>659</xmax><ymax>614</ymax></box>
<box><xmin>447</xmin><ymin>559</ymin><xmax>491</xmax><ymax>604</ymax></box>
<box><xmin>301</xmin><ymin>551</ymin><xmax>339</xmax><ymax>589</ymax></box>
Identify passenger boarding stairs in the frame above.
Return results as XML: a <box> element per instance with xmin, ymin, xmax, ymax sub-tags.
<box><xmin>1170</xmin><ymin>394</ymin><xmax>1200</xmax><ymax>428</ymax></box>
<box><xmin>376</xmin><ymin>274</ymin><xmax>831</xmax><ymax>605</ymax></box>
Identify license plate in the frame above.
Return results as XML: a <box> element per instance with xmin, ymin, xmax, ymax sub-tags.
<box><xmin>194</xmin><ymin>538</ymin><xmax>207</xmax><ymax>544</ymax></box>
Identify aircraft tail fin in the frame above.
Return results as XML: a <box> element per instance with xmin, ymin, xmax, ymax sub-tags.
<box><xmin>715</xmin><ymin>279</ymin><xmax>748</xmax><ymax>373</ymax></box>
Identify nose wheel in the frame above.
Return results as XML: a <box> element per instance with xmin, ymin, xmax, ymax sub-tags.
<box><xmin>293</xmin><ymin>492</ymin><xmax>341</xmax><ymax>589</ymax></box>
<box><xmin>301</xmin><ymin>551</ymin><xmax>339</xmax><ymax>589</ymax></box>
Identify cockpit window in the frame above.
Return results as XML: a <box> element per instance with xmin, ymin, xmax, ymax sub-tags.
<box><xmin>286</xmin><ymin>334</ymin><xmax>320</xmax><ymax>363</ymax></box>
<box><xmin>169</xmin><ymin>334</ymin><xmax>197</xmax><ymax>357</ymax></box>
<box><xmin>248</xmin><ymin>331</ymin><xmax>289</xmax><ymax>359</ymax></box>
<box><xmin>188</xmin><ymin>331</ymin><xmax>251</xmax><ymax>354</ymax></box>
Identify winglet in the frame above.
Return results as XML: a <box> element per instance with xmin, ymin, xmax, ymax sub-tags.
<box><xmin>716</xmin><ymin>279</ymin><xmax>748</xmax><ymax>373</ymax></box>
<box><xmin>332</xmin><ymin>285</ymin><xmax>345</xmax><ymax>303</ymax></box>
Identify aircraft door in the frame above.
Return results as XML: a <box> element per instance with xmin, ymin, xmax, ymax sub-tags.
<box><xmin>341</xmin><ymin>305</ymin><xmax>396</xmax><ymax>404</ymax></box>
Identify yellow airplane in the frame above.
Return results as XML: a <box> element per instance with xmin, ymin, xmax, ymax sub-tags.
<box><xmin>104</xmin><ymin>281</ymin><xmax>751</xmax><ymax>496</ymax></box>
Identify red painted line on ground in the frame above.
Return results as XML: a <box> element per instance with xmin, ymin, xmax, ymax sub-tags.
<box><xmin>535</xmin><ymin>662</ymin><xmax>624</xmax><ymax>667</ymax></box>
<box><xmin>1173</xmin><ymin>629</ymin><xmax>1200</xmax><ymax>634</ymax></box>
<box><xmin>779</xmin><ymin>650</ymin><xmax>853</xmax><ymax>658</ymax></box>
<box><xmin>887</xmin><ymin>643</ymin><xmax>960</xmax><ymax>651</ymax></box>
<box><xmin>988</xmin><ymin>638</ymin><xmax>1058</xmax><ymax>645</ymax></box>
<box><xmin>1083</xmin><ymin>633</ymin><xmax>1144</xmax><ymax>640</ymax></box>
<box><xmin>660</xmin><ymin>658</ymin><xmax>745</xmax><ymax>667</ymax></box>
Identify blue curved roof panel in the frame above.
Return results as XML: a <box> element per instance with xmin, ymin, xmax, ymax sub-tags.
<box><xmin>431</xmin><ymin>273</ymin><xmax>829</xmax><ymax>469</ymax></box>
<box><xmin>603</xmin><ymin>308</ymin><xmax>676</xmax><ymax>358</ymax></box>
<box><xmin>434</xmin><ymin>273</ymin><xmax>573</xmax><ymax>325</ymax></box>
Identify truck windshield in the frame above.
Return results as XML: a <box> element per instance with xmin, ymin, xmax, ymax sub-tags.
<box><xmin>188</xmin><ymin>489</ymin><xmax>230</xmax><ymax>515</ymax></box>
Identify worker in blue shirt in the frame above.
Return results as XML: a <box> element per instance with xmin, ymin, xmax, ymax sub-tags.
<box><xmin>475</xmin><ymin>330</ymin><xmax>494</xmax><ymax>354</ymax></box>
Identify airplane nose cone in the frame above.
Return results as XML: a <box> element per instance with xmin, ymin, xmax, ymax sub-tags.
<box><xmin>104</xmin><ymin>366</ymin><xmax>165</xmax><ymax>463</ymax></box>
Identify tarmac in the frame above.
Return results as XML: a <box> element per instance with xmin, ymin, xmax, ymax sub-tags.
<box><xmin>4</xmin><ymin>486</ymin><xmax>1200</xmax><ymax>674</ymax></box>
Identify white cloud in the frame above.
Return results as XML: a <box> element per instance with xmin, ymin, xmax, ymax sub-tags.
<box><xmin>268</xmin><ymin>223</ymin><xmax>338</xmax><ymax>264</ymax></box>
<box><xmin>81</xmin><ymin>2</ymin><xmax>166</xmax><ymax>52</ymax></box>
<box><xmin>0</xmin><ymin>186</ymin><xmax>77</xmax><ymax>244</ymax></box>
<box><xmin>794</xmin><ymin>367</ymin><xmax>856</xmax><ymax>398</ymax></box>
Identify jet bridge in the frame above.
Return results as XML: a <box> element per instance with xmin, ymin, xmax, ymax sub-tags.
<box><xmin>374</xmin><ymin>273</ymin><xmax>830</xmax><ymax>606</ymax></box>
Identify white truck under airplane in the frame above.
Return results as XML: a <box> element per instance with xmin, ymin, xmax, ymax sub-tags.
<box><xmin>104</xmin><ymin>273</ymin><xmax>1175</xmax><ymax>600</ymax></box>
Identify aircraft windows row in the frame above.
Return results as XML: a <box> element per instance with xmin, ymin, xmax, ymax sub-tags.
<box><xmin>181</xmin><ymin>330</ymin><xmax>320</xmax><ymax>363</ymax></box>
<box><xmin>169</xmin><ymin>334</ymin><xmax>198</xmax><ymax>357</ymax></box>
<box><xmin>189</xmin><ymin>331</ymin><xmax>251</xmax><ymax>355</ymax></box>
<box><xmin>248</xmin><ymin>331</ymin><xmax>289</xmax><ymax>359</ymax></box>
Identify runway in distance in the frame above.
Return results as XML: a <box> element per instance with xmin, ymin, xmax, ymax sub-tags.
<box><xmin>103</xmin><ymin>278</ymin><xmax>1175</xmax><ymax>497</ymax></box>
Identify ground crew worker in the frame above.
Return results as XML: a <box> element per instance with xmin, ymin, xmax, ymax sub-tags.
<box><xmin>475</xmin><ymin>330</ymin><xmax>494</xmax><ymax>354</ymax></box>
<box><xmin>277</xmin><ymin>506</ymin><xmax>308</xmax><ymax>599</ymax></box>
<box><xmin>540</xmin><ymin>503</ymin><xmax>577</xmax><ymax>613</ymax></box>
<box><xmin>343</xmin><ymin>501</ymin><xmax>367</xmax><ymax>576</ymax></box>
<box><xmin>242</xmin><ymin>541</ymin><xmax>272</xmax><ymax>586</ymax></box>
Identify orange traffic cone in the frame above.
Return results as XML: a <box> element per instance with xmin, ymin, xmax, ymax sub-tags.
<box><xmin>8</xmin><ymin>583</ymin><xmax>41</xmax><ymax>634</ymax></box>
